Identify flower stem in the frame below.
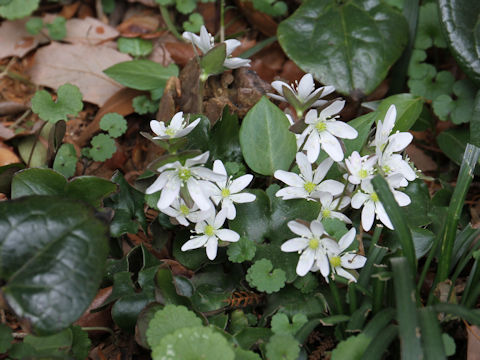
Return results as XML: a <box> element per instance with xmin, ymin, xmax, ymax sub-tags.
<box><xmin>159</xmin><ymin>5</ymin><xmax>183</xmax><ymax>41</ymax></box>
<box><xmin>220</xmin><ymin>0</ymin><xmax>225</xmax><ymax>43</ymax></box>
<box><xmin>328</xmin><ymin>279</ymin><xmax>344</xmax><ymax>315</ymax></box>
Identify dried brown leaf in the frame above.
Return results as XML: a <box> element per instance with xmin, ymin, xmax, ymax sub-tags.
<box><xmin>468</xmin><ymin>325</ymin><xmax>480</xmax><ymax>360</ymax></box>
<box><xmin>28</xmin><ymin>42</ymin><xmax>131</xmax><ymax>106</ymax></box>
<box><xmin>0</xmin><ymin>19</ymin><xmax>48</xmax><ymax>60</ymax></box>
<box><xmin>64</xmin><ymin>17</ymin><xmax>119</xmax><ymax>45</ymax></box>
<box><xmin>0</xmin><ymin>143</ymin><xmax>20</xmax><ymax>166</ymax></box>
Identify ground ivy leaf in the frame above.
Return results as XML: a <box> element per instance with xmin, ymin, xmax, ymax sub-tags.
<box><xmin>408</xmin><ymin>49</ymin><xmax>436</xmax><ymax>80</ymax></box>
<box><xmin>89</xmin><ymin>134</ymin><xmax>116</xmax><ymax>161</ymax></box>
<box><xmin>132</xmin><ymin>95</ymin><xmax>158</xmax><ymax>114</ymax></box>
<box><xmin>31</xmin><ymin>83</ymin><xmax>83</xmax><ymax>124</ymax></box>
<box><xmin>175</xmin><ymin>0</ymin><xmax>196</xmax><ymax>14</ymax></box>
<box><xmin>146</xmin><ymin>305</ymin><xmax>202</xmax><ymax>349</ymax></box>
<box><xmin>278</xmin><ymin>0</ymin><xmax>408</xmax><ymax>96</ymax></box>
<box><xmin>246</xmin><ymin>259</ymin><xmax>286</xmax><ymax>294</ymax></box>
<box><xmin>227</xmin><ymin>237</ymin><xmax>256</xmax><ymax>263</ymax></box>
<box><xmin>414</xmin><ymin>3</ymin><xmax>447</xmax><ymax>50</ymax></box>
<box><xmin>0</xmin><ymin>196</ymin><xmax>109</xmax><ymax>335</ymax></box>
<box><xmin>408</xmin><ymin>70</ymin><xmax>455</xmax><ymax>101</ymax></box>
<box><xmin>265</xmin><ymin>334</ymin><xmax>300</xmax><ymax>360</ymax></box>
<box><xmin>26</xmin><ymin>17</ymin><xmax>43</xmax><ymax>35</ymax></box>
<box><xmin>152</xmin><ymin>326</ymin><xmax>235</xmax><ymax>360</ymax></box>
<box><xmin>432</xmin><ymin>94</ymin><xmax>454</xmax><ymax>121</ymax></box>
<box><xmin>0</xmin><ymin>0</ymin><xmax>39</xmax><ymax>19</ymax></box>
<box><xmin>100</xmin><ymin>113</ymin><xmax>128</xmax><ymax>138</ymax></box>
<box><xmin>271</xmin><ymin>313</ymin><xmax>308</xmax><ymax>336</ymax></box>
<box><xmin>53</xmin><ymin>143</ymin><xmax>77</xmax><ymax>178</ymax></box>
<box><xmin>46</xmin><ymin>16</ymin><xmax>66</xmax><ymax>41</ymax></box>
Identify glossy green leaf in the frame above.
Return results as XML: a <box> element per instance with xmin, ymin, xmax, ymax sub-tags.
<box><xmin>104</xmin><ymin>60</ymin><xmax>178</xmax><ymax>91</ymax></box>
<box><xmin>0</xmin><ymin>196</ymin><xmax>108</xmax><ymax>335</ymax></box>
<box><xmin>438</xmin><ymin>0</ymin><xmax>480</xmax><ymax>85</ymax></box>
<box><xmin>112</xmin><ymin>292</ymin><xmax>153</xmax><ymax>333</ymax></box>
<box><xmin>403</xmin><ymin>179</ymin><xmax>432</xmax><ymax>227</ymax></box>
<box><xmin>376</xmin><ymin>93</ymin><xmax>424</xmax><ymax>132</ymax></box>
<box><xmin>117</xmin><ymin>37</ymin><xmax>153</xmax><ymax>57</ymax></box>
<box><xmin>0</xmin><ymin>163</ymin><xmax>24</xmax><ymax>195</ymax></box>
<box><xmin>53</xmin><ymin>143</ymin><xmax>77</xmax><ymax>178</ymax></box>
<box><xmin>65</xmin><ymin>176</ymin><xmax>117</xmax><ymax>208</ymax></box>
<box><xmin>277</xmin><ymin>0</ymin><xmax>408</xmax><ymax>96</ymax></box>
<box><xmin>31</xmin><ymin>84</ymin><xmax>83</xmax><ymax>123</ymax></box>
<box><xmin>436</xmin><ymin>128</ymin><xmax>469</xmax><ymax>166</ymax></box>
<box><xmin>343</xmin><ymin>112</ymin><xmax>376</xmax><ymax>156</ymax></box>
<box><xmin>210</xmin><ymin>107</ymin><xmax>242</xmax><ymax>162</ymax></box>
<box><xmin>201</xmin><ymin>43</ymin><xmax>227</xmax><ymax>77</ymax></box>
<box><xmin>239</xmin><ymin>96</ymin><xmax>296</xmax><ymax>175</ymax></box>
<box><xmin>0</xmin><ymin>0</ymin><xmax>39</xmax><ymax>19</ymax></box>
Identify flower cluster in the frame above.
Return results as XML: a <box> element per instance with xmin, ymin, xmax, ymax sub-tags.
<box><xmin>146</xmin><ymin>115</ymin><xmax>255</xmax><ymax>259</ymax></box>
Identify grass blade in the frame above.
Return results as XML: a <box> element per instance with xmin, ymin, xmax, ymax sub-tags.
<box><xmin>372</xmin><ymin>175</ymin><xmax>416</xmax><ymax>273</ymax></box>
<box><xmin>361</xmin><ymin>324</ymin><xmax>398</xmax><ymax>360</ymax></box>
<box><xmin>462</xmin><ymin>255</ymin><xmax>480</xmax><ymax>307</ymax></box>
<box><xmin>391</xmin><ymin>257</ymin><xmax>423</xmax><ymax>360</ymax></box>
<box><xmin>434</xmin><ymin>303</ymin><xmax>480</xmax><ymax>326</ymax></box>
<box><xmin>418</xmin><ymin>307</ymin><xmax>446</xmax><ymax>360</ymax></box>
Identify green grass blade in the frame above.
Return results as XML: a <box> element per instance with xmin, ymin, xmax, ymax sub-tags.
<box><xmin>363</xmin><ymin>308</ymin><xmax>396</xmax><ymax>338</ymax></box>
<box><xmin>451</xmin><ymin>225</ymin><xmax>480</xmax><ymax>271</ymax></box>
<box><xmin>361</xmin><ymin>324</ymin><xmax>398</xmax><ymax>360</ymax></box>
<box><xmin>434</xmin><ymin>303</ymin><xmax>480</xmax><ymax>326</ymax></box>
<box><xmin>436</xmin><ymin>144</ymin><xmax>480</xmax><ymax>281</ymax></box>
<box><xmin>418</xmin><ymin>307</ymin><xmax>446</xmax><ymax>360</ymax></box>
<box><xmin>372</xmin><ymin>176</ymin><xmax>416</xmax><ymax>273</ymax></box>
<box><xmin>462</xmin><ymin>256</ymin><xmax>480</xmax><ymax>307</ymax></box>
<box><xmin>391</xmin><ymin>257</ymin><xmax>423</xmax><ymax>359</ymax></box>
<box><xmin>358</xmin><ymin>243</ymin><xmax>388</xmax><ymax>290</ymax></box>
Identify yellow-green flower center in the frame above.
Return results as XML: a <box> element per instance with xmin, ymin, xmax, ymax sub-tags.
<box><xmin>204</xmin><ymin>225</ymin><xmax>215</xmax><ymax>236</ymax></box>
<box><xmin>322</xmin><ymin>209</ymin><xmax>332</xmax><ymax>218</ymax></box>
<box><xmin>382</xmin><ymin>165</ymin><xmax>391</xmax><ymax>174</ymax></box>
<box><xmin>221</xmin><ymin>188</ymin><xmax>230</xmax><ymax>198</ymax></box>
<box><xmin>179</xmin><ymin>204</ymin><xmax>190</xmax><ymax>216</ymax></box>
<box><xmin>308</xmin><ymin>238</ymin><xmax>319</xmax><ymax>249</ymax></box>
<box><xmin>165</xmin><ymin>128</ymin><xmax>176</xmax><ymax>137</ymax></box>
<box><xmin>330</xmin><ymin>256</ymin><xmax>341</xmax><ymax>268</ymax></box>
<box><xmin>370</xmin><ymin>192</ymin><xmax>379</xmax><ymax>202</ymax></box>
<box><xmin>304</xmin><ymin>181</ymin><xmax>316</xmax><ymax>194</ymax></box>
<box><xmin>315</xmin><ymin>121</ymin><xmax>327</xmax><ymax>132</ymax></box>
<box><xmin>178</xmin><ymin>167</ymin><xmax>191</xmax><ymax>181</ymax></box>
<box><xmin>359</xmin><ymin>169</ymin><xmax>368</xmax><ymax>179</ymax></box>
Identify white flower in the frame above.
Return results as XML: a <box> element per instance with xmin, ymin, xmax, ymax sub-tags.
<box><xmin>160</xmin><ymin>198</ymin><xmax>213</xmax><ymax>226</ymax></box>
<box><xmin>181</xmin><ymin>209</ymin><xmax>240</xmax><ymax>260</ymax></box>
<box><xmin>150</xmin><ymin>112</ymin><xmax>200</xmax><ymax>140</ymax></box>
<box><xmin>281</xmin><ymin>220</ymin><xmax>338</xmax><ymax>276</ymax></box>
<box><xmin>274</xmin><ymin>153</ymin><xmax>344</xmax><ymax>201</ymax></box>
<box><xmin>314</xmin><ymin>192</ymin><xmax>352</xmax><ymax>224</ymax></box>
<box><xmin>377</xmin><ymin>150</ymin><xmax>416</xmax><ymax>182</ymax></box>
<box><xmin>345</xmin><ymin>151</ymin><xmax>377</xmax><ymax>185</ymax></box>
<box><xmin>302</xmin><ymin>101</ymin><xmax>358</xmax><ymax>163</ymax></box>
<box><xmin>373</xmin><ymin>105</ymin><xmax>413</xmax><ymax>154</ymax></box>
<box><xmin>268</xmin><ymin>74</ymin><xmax>335</xmax><ymax>115</ymax></box>
<box><xmin>208</xmin><ymin>160</ymin><xmax>256</xmax><ymax>220</ymax></box>
<box><xmin>182</xmin><ymin>26</ymin><xmax>250</xmax><ymax>69</ymax></box>
<box><xmin>323</xmin><ymin>228</ymin><xmax>366</xmax><ymax>283</ymax></box>
<box><xmin>145</xmin><ymin>151</ymin><xmax>225</xmax><ymax>211</ymax></box>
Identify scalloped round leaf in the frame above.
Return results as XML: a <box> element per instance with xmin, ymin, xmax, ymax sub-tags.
<box><xmin>46</xmin><ymin>16</ymin><xmax>66</xmax><ymax>41</ymax></box>
<box><xmin>0</xmin><ymin>196</ymin><xmax>109</xmax><ymax>335</ymax></box>
<box><xmin>233</xmin><ymin>347</ymin><xmax>262</xmax><ymax>360</ymax></box>
<box><xmin>438</xmin><ymin>0</ymin><xmax>480</xmax><ymax>85</ymax></box>
<box><xmin>183</xmin><ymin>13</ymin><xmax>204</xmax><ymax>33</ymax></box>
<box><xmin>415</xmin><ymin>3</ymin><xmax>447</xmax><ymax>50</ymax></box>
<box><xmin>0</xmin><ymin>0</ymin><xmax>39</xmax><ymax>19</ymax></box>
<box><xmin>89</xmin><ymin>134</ymin><xmax>116</xmax><ymax>162</ymax></box>
<box><xmin>271</xmin><ymin>313</ymin><xmax>308</xmax><ymax>335</ymax></box>
<box><xmin>132</xmin><ymin>95</ymin><xmax>158</xmax><ymax>115</ymax></box>
<box><xmin>246</xmin><ymin>259</ymin><xmax>286</xmax><ymax>294</ymax></box>
<box><xmin>227</xmin><ymin>237</ymin><xmax>256</xmax><ymax>263</ymax></box>
<box><xmin>277</xmin><ymin>0</ymin><xmax>408</xmax><ymax>96</ymax></box>
<box><xmin>432</xmin><ymin>94</ymin><xmax>454</xmax><ymax>121</ymax></box>
<box><xmin>100</xmin><ymin>113</ymin><xmax>128</xmax><ymax>138</ymax></box>
<box><xmin>265</xmin><ymin>334</ymin><xmax>300</xmax><ymax>360</ymax></box>
<box><xmin>53</xmin><ymin>143</ymin><xmax>77</xmax><ymax>178</ymax></box>
<box><xmin>408</xmin><ymin>70</ymin><xmax>455</xmax><ymax>101</ymax></box>
<box><xmin>293</xmin><ymin>272</ymin><xmax>319</xmax><ymax>294</ymax></box>
<box><xmin>151</xmin><ymin>326</ymin><xmax>235</xmax><ymax>360</ymax></box>
<box><xmin>146</xmin><ymin>305</ymin><xmax>202</xmax><ymax>349</ymax></box>
<box><xmin>31</xmin><ymin>84</ymin><xmax>83</xmax><ymax>124</ymax></box>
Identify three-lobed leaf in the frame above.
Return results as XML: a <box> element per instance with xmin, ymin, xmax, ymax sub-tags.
<box><xmin>31</xmin><ymin>84</ymin><xmax>83</xmax><ymax>124</ymax></box>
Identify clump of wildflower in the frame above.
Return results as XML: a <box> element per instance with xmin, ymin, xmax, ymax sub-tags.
<box><xmin>150</xmin><ymin>112</ymin><xmax>200</xmax><ymax>140</ymax></box>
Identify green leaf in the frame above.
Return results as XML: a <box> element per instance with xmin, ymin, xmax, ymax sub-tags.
<box><xmin>438</xmin><ymin>0</ymin><xmax>480</xmax><ymax>85</ymax></box>
<box><xmin>246</xmin><ymin>259</ymin><xmax>286</xmax><ymax>294</ymax></box>
<box><xmin>343</xmin><ymin>112</ymin><xmax>376</xmax><ymax>156</ymax></box>
<box><xmin>46</xmin><ymin>16</ymin><xmax>66</xmax><ymax>41</ymax></box>
<box><xmin>0</xmin><ymin>323</ymin><xmax>13</xmax><ymax>353</ymax></box>
<box><xmin>239</xmin><ymin>96</ymin><xmax>296</xmax><ymax>175</ymax></box>
<box><xmin>175</xmin><ymin>0</ymin><xmax>196</xmax><ymax>14</ymax></box>
<box><xmin>403</xmin><ymin>179</ymin><xmax>432</xmax><ymax>227</ymax></box>
<box><xmin>117</xmin><ymin>37</ymin><xmax>153</xmax><ymax>57</ymax></box>
<box><xmin>437</xmin><ymin>128</ymin><xmax>469</xmax><ymax>165</ymax></box>
<box><xmin>23</xmin><ymin>328</ymin><xmax>72</xmax><ymax>358</ymax></box>
<box><xmin>132</xmin><ymin>95</ymin><xmax>158</xmax><ymax>114</ymax></box>
<box><xmin>277</xmin><ymin>0</ymin><xmax>408</xmax><ymax>96</ymax></box>
<box><xmin>146</xmin><ymin>305</ymin><xmax>202</xmax><ymax>349</ymax></box>
<box><xmin>0</xmin><ymin>0</ymin><xmax>39</xmax><ymax>19</ymax></box>
<box><xmin>433</xmin><ymin>79</ymin><xmax>477</xmax><ymax>124</ymax></box>
<box><xmin>227</xmin><ymin>237</ymin><xmax>256</xmax><ymax>263</ymax></box>
<box><xmin>418</xmin><ymin>307</ymin><xmax>446</xmax><ymax>360</ymax></box>
<box><xmin>152</xmin><ymin>326</ymin><xmax>235</xmax><ymax>360</ymax></box>
<box><xmin>71</xmin><ymin>326</ymin><xmax>91</xmax><ymax>360</ymax></box>
<box><xmin>31</xmin><ymin>84</ymin><xmax>83</xmax><ymax>123</ymax></box>
<box><xmin>0</xmin><ymin>163</ymin><xmax>24</xmax><ymax>195</ymax></box>
<box><xmin>183</xmin><ymin>13</ymin><xmax>204</xmax><ymax>33</ymax></box>
<box><xmin>104</xmin><ymin>60</ymin><xmax>179</xmax><ymax>91</ymax></box>
<box><xmin>414</xmin><ymin>2</ymin><xmax>447</xmax><ymax>49</ymax></box>
<box><xmin>432</xmin><ymin>94</ymin><xmax>454</xmax><ymax>121</ymax></box>
<box><xmin>376</xmin><ymin>93</ymin><xmax>424</xmax><ymax>132</ymax></box>
<box><xmin>201</xmin><ymin>43</ymin><xmax>227</xmax><ymax>77</ymax></box>
<box><xmin>233</xmin><ymin>347</ymin><xmax>262</xmax><ymax>360</ymax></box>
<box><xmin>112</xmin><ymin>292</ymin><xmax>154</xmax><ymax>332</ymax></box>
<box><xmin>293</xmin><ymin>272</ymin><xmax>319</xmax><ymax>294</ymax></box>
<box><xmin>65</xmin><ymin>176</ymin><xmax>117</xmax><ymax>208</ymax></box>
<box><xmin>100</xmin><ymin>113</ymin><xmax>128</xmax><ymax>138</ymax></box>
<box><xmin>101</xmin><ymin>0</ymin><xmax>115</xmax><ymax>13</ymax></box>
<box><xmin>0</xmin><ymin>196</ymin><xmax>109</xmax><ymax>335</ymax></box>
<box><xmin>408</xmin><ymin>70</ymin><xmax>455</xmax><ymax>101</ymax></box>
<box><xmin>53</xmin><ymin>143</ymin><xmax>77</xmax><ymax>178</ymax></box>
<box><xmin>254</xmin><ymin>243</ymin><xmax>298</xmax><ymax>283</ymax></box>
<box><xmin>331</xmin><ymin>334</ymin><xmax>370</xmax><ymax>360</ymax></box>
<box><xmin>26</xmin><ymin>17</ymin><xmax>43</xmax><ymax>35</ymax></box>
<box><xmin>271</xmin><ymin>313</ymin><xmax>307</xmax><ymax>336</ymax></box>
<box><xmin>471</xmin><ymin>90</ymin><xmax>480</xmax><ymax>147</ymax></box>
<box><xmin>89</xmin><ymin>133</ymin><xmax>116</xmax><ymax>161</ymax></box>
<box><xmin>210</xmin><ymin>107</ymin><xmax>242</xmax><ymax>162</ymax></box>
<box><xmin>265</xmin><ymin>334</ymin><xmax>300</xmax><ymax>360</ymax></box>
<box><xmin>442</xmin><ymin>333</ymin><xmax>456</xmax><ymax>357</ymax></box>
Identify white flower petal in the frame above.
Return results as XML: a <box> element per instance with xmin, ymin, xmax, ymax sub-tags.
<box><xmin>185</xmin><ymin>151</ymin><xmax>210</xmax><ymax>167</ymax></box>
<box><xmin>362</xmin><ymin>200</ymin><xmax>375</xmax><ymax>231</ymax></box>
<box><xmin>223</xmin><ymin>57</ymin><xmax>251</xmax><ymax>69</ymax></box>
<box><xmin>316</xmin><ymin>180</ymin><xmax>344</xmax><ymax>197</ymax></box>
<box><xmin>326</xmin><ymin>121</ymin><xmax>358</xmax><ymax>139</ymax></box>
<box><xmin>297</xmin><ymin>249</ymin><xmax>315</xmax><ymax>276</ymax></box>
<box><xmin>317</xmin><ymin>252</ymin><xmax>330</xmax><ymax>278</ymax></box>
<box><xmin>169</xmin><ymin>112</ymin><xmax>184</xmax><ymax>129</ymax></box>
<box><xmin>351</xmin><ymin>192</ymin><xmax>369</xmax><ymax>209</ymax></box>
<box><xmin>296</xmin><ymin>152</ymin><xmax>313</xmax><ymax>182</ymax></box>
<box><xmin>335</xmin><ymin>267</ymin><xmax>357</xmax><ymax>282</ymax></box>
<box><xmin>330</xmin><ymin>211</ymin><xmax>352</xmax><ymax>224</ymax></box>
<box><xmin>393</xmin><ymin>190</ymin><xmax>411</xmax><ymax>207</ymax></box>
<box><xmin>319</xmin><ymin>131</ymin><xmax>344</xmax><ymax>162</ymax></box>
<box><xmin>182</xmin><ymin>235</ymin><xmax>208</xmax><ymax>251</ymax></box>
<box><xmin>187</xmin><ymin>178</ymin><xmax>212</xmax><ymax>210</ymax></box>
<box><xmin>229</xmin><ymin>174</ymin><xmax>253</xmax><ymax>193</ymax></box>
<box><xmin>387</xmin><ymin>132</ymin><xmax>413</xmax><ymax>152</ymax></box>
<box><xmin>320</xmin><ymin>100</ymin><xmax>345</xmax><ymax>119</ymax></box>
<box><xmin>223</xmin><ymin>199</ymin><xmax>236</xmax><ymax>220</ymax></box>
<box><xmin>271</xmin><ymin>80</ymin><xmax>290</xmax><ymax>96</ymax></box>
<box><xmin>305</xmin><ymin>130</ymin><xmax>321</xmax><ymax>163</ymax></box>
<box><xmin>297</xmin><ymin>73</ymin><xmax>314</xmax><ymax>100</ymax></box>
<box><xmin>376</xmin><ymin>203</ymin><xmax>394</xmax><ymax>230</ymax></box>
<box><xmin>206</xmin><ymin>237</ymin><xmax>218</xmax><ymax>260</ymax></box>
<box><xmin>275</xmin><ymin>187</ymin><xmax>309</xmax><ymax>200</ymax></box>
<box><xmin>338</xmin><ymin>228</ymin><xmax>356</xmax><ymax>251</ymax></box>
<box><xmin>192</xmin><ymin>167</ymin><xmax>226</xmax><ymax>182</ymax></box>
<box><xmin>274</xmin><ymin>170</ymin><xmax>304</xmax><ymax>187</ymax></box>
<box><xmin>213</xmin><ymin>159</ymin><xmax>227</xmax><ymax>177</ymax></box>
<box><xmin>313</xmin><ymin>157</ymin><xmax>334</xmax><ymax>183</ymax></box>
<box><xmin>267</xmin><ymin>92</ymin><xmax>287</xmax><ymax>102</ymax></box>
<box><xmin>229</xmin><ymin>193</ymin><xmax>256</xmax><ymax>203</ymax></box>
<box><xmin>304</xmin><ymin>109</ymin><xmax>318</xmax><ymax>124</ymax></box>
<box><xmin>341</xmin><ymin>253</ymin><xmax>367</xmax><ymax>269</ymax></box>
<box><xmin>224</xmin><ymin>39</ymin><xmax>241</xmax><ymax>55</ymax></box>
<box><xmin>216</xmin><ymin>229</ymin><xmax>240</xmax><ymax>242</ymax></box>
<box><xmin>213</xmin><ymin>209</ymin><xmax>227</xmax><ymax>228</ymax></box>
<box><xmin>157</xmin><ymin>178</ymin><xmax>181</xmax><ymax>209</ymax></box>
<box><xmin>310</xmin><ymin>220</ymin><xmax>325</xmax><ymax>236</ymax></box>
<box><xmin>146</xmin><ymin>171</ymin><xmax>171</xmax><ymax>194</ymax></box>
<box><xmin>281</xmin><ymin>237</ymin><xmax>309</xmax><ymax>252</ymax></box>
<box><xmin>287</xmin><ymin>220</ymin><xmax>312</xmax><ymax>237</ymax></box>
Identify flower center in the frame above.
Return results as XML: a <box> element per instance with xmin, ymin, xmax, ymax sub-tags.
<box><xmin>370</xmin><ymin>192</ymin><xmax>379</xmax><ymax>202</ymax></box>
<box><xmin>221</xmin><ymin>188</ymin><xmax>230</xmax><ymax>198</ymax></box>
<box><xmin>178</xmin><ymin>167</ymin><xmax>191</xmax><ymax>181</ymax></box>
<box><xmin>165</xmin><ymin>128</ymin><xmax>176</xmax><ymax>137</ymax></box>
<box><xmin>359</xmin><ymin>169</ymin><xmax>368</xmax><ymax>179</ymax></box>
<box><xmin>382</xmin><ymin>165</ymin><xmax>392</xmax><ymax>174</ymax></box>
<box><xmin>179</xmin><ymin>204</ymin><xmax>190</xmax><ymax>216</ymax></box>
<box><xmin>315</xmin><ymin>121</ymin><xmax>327</xmax><ymax>132</ymax></box>
<box><xmin>330</xmin><ymin>256</ymin><xmax>341</xmax><ymax>268</ymax></box>
<box><xmin>304</xmin><ymin>181</ymin><xmax>316</xmax><ymax>194</ymax></box>
<box><xmin>322</xmin><ymin>209</ymin><xmax>331</xmax><ymax>218</ymax></box>
<box><xmin>308</xmin><ymin>238</ymin><xmax>319</xmax><ymax>249</ymax></box>
<box><xmin>204</xmin><ymin>225</ymin><xmax>215</xmax><ymax>236</ymax></box>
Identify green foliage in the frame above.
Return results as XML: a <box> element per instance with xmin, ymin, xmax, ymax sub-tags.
<box><xmin>246</xmin><ymin>259</ymin><xmax>286</xmax><ymax>294</ymax></box>
<box><xmin>227</xmin><ymin>237</ymin><xmax>256</xmax><ymax>263</ymax></box>
<box><xmin>117</xmin><ymin>37</ymin><xmax>153</xmax><ymax>57</ymax></box>
<box><xmin>201</xmin><ymin>43</ymin><xmax>227</xmax><ymax>78</ymax></box>
<box><xmin>239</xmin><ymin>96</ymin><xmax>296</xmax><ymax>175</ymax></box>
<box><xmin>415</xmin><ymin>2</ymin><xmax>446</xmax><ymax>49</ymax></box>
<box><xmin>331</xmin><ymin>334</ymin><xmax>370</xmax><ymax>360</ymax></box>
<box><xmin>25</xmin><ymin>17</ymin><xmax>43</xmax><ymax>35</ymax></box>
<box><xmin>53</xmin><ymin>143</ymin><xmax>77</xmax><ymax>178</ymax></box>
<box><xmin>100</xmin><ymin>113</ymin><xmax>128</xmax><ymax>138</ymax></box>
<box><xmin>270</xmin><ymin>313</ymin><xmax>308</xmax><ymax>335</ymax></box>
<box><xmin>183</xmin><ymin>13</ymin><xmax>204</xmax><ymax>32</ymax></box>
<box><xmin>46</xmin><ymin>16</ymin><xmax>67</xmax><ymax>41</ymax></box>
<box><xmin>31</xmin><ymin>84</ymin><xmax>83</xmax><ymax>124</ymax></box>
<box><xmin>432</xmin><ymin>79</ymin><xmax>477</xmax><ymax>124</ymax></box>
<box><xmin>102</xmin><ymin>0</ymin><xmax>115</xmax><ymax>13</ymax></box>
<box><xmin>88</xmin><ymin>133</ymin><xmax>116</xmax><ymax>161</ymax></box>
<box><xmin>278</xmin><ymin>0</ymin><xmax>408</xmax><ymax>96</ymax></box>
<box><xmin>132</xmin><ymin>95</ymin><xmax>158</xmax><ymax>114</ymax></box>
<box><xmin>0</xmin><ymin>0</ymin><xmax>39</xmax><ymax>19</ymax></box>
<box><xmin>293</xmin><ymin>273</ymin><xmax>319</xmax><ymax>294</ymax></box>
<box><xmin>265</xmin><ymin>334</ymin><xmax>300</xmax><ymax>360</ymax></box>
<box><xmin>0</xmin><ymin>323</ymin><xmax>13</xmax><ymax>353</ymax></box>
<box><xmin>249</xmin><ymin>0</ymin><xmax>287</xmax><ymax>16</ymax></box>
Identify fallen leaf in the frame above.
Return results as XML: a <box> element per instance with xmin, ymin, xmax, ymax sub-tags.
<box><xmin>164</xmin><ymin>42</ymin><xmax>194</xmax><ymax>67</ymax></box>
<box><xmin>28</xmin><ymin>42</ymin><xmax>132</xmax><ymax>106</ymax></box>
<box><xmin>117</xmin><ymin>14</ymin><xmax>161</xmax><ymax>38</ymax></box>
<box><xmin>0</xmin><ymin>101</ymin><xmax>28</xmax><ymax>116</ymax></box>
<box><xmin>0</xmin><ymin>123</ymin><xmax>16</xmax><ymax>141</ymax></box>
<box><xmin>75</xmin><ymin>286</ymin><xmax>113</xmax><ymax>332</ymax></box>
<box><xmin>64</xmin><ymin>16</ymin><xmax>119</xmax><ymax>45</ymax></box>
<box><xmin>0</xmin><ymin>19</ymin><xmax>48</xmax><ymax>59</ymax></box>
<box><xmin>405</xmin><ymin>144</ymin><xmax>438</xmax><ymax>173</ymax></box>
<box><xmin>127</xmin><ymin>0</ymin><xmax>157</xmax><ymax>6</ymax></box>
<box><xmin>60</xmin><ymin>2</ymin><xmax>81</xmax><ymax>19</ymax></box>
<box><xmin>468</xmin><ymin>325</ymin><xmax>480</xmax><ymax>360</ymax></box>
<box><xmin>235</xmin><ymin>0</ymin><xmax>277</xmax><ymax>37</ymax></box>
<box><xmin>0</xmin><ymin>142</ymin><xmax>20</xmax><ymax>166</ymax></box>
